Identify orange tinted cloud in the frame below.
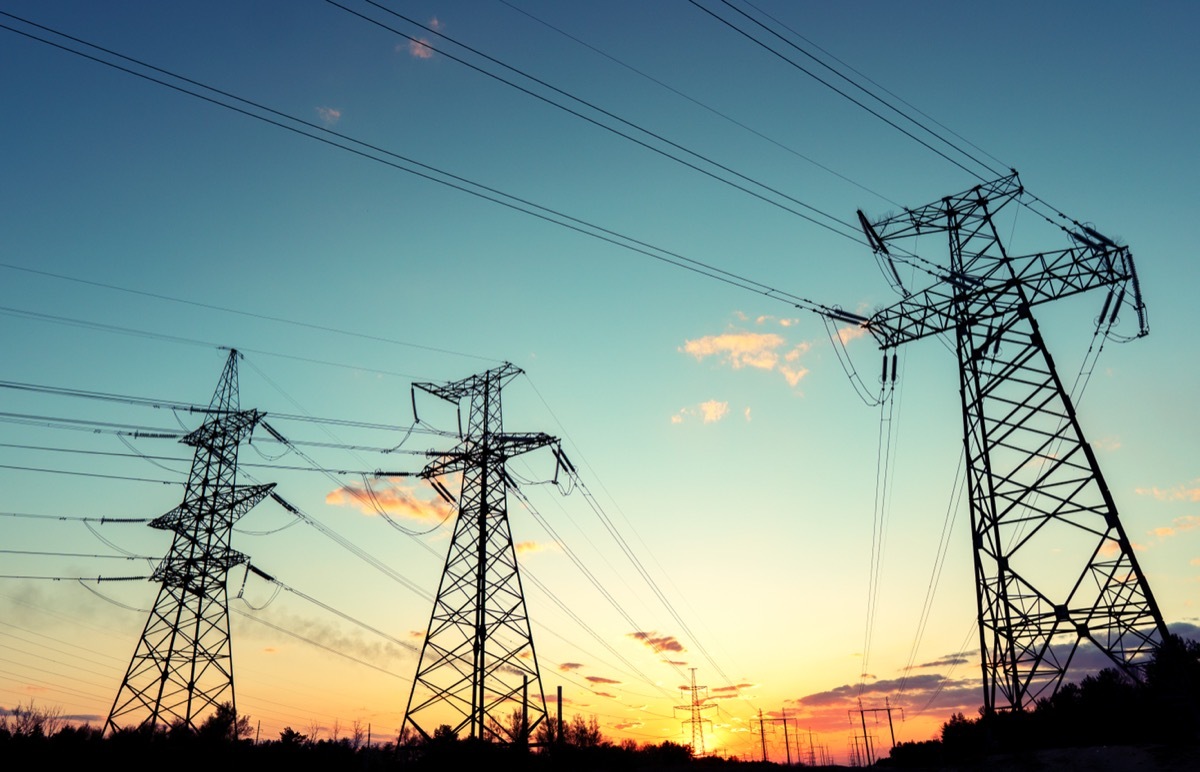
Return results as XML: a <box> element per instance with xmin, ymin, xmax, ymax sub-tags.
<box><xmin>325</xmin><ymin>479</ymin><xmax>451</xmax><ymax>523</ymax></box>
<box><xmin>559</xmin><ymin>662</ymin><xmax>584</xmax><ymax>672</ymax></box>
<box><xmin>516</xmin><ymin>540</ymin><xmax>559</xmax><ymax>555</ymax></box>
<box><xmin>1135</xmin><ymin>481</ymin><xmax>1200</xmax><ymax>501</ymax></box>
<box><xmin>671</xmin><ymin>400</ymin><xmax>731</xmax><ymax>425</ymax></box>
<box><xmin>681</xmin><ymin>325</ymin><xmax>814</xmax><ymax>388</ymax></box>
<box><xmin>681</xmin><ymin>332</ymin><xmax>784</xmax><ymax>370</ymax></box>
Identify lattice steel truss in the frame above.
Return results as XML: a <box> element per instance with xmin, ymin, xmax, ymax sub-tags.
<box><xmin>402</xmin><ymin>362</ymin><xmax>557</xmax><ymax>741</ymax></box>
<box><xmin>851</xmin><ymin>174</ymin><xmax>1166</xmax><ymax>712</ymax></box>
<box><xmin>106</xmin><ymin>349</ymin><xmax>274</xmax><ymax>732</ymax></box>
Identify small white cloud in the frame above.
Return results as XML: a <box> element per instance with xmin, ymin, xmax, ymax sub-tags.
<box><xmin>316</xmin><ymin>106</ymin><xmax>342</xmax><ymax>125</ymax></box>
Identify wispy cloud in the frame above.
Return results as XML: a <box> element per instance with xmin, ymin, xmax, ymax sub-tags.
<box><xmin>559</xmin><ymin>662</ymin><xmax>584</xmax><ymax>672</ymax></box>
<box><xmin>325</xmin><ymin>478</ymin><xmax>452</xmax><ymax>523</ymax></box>
<box><xmin>406</xmin><ymin>38</ymin><xmax>435</xmax><ymax>59</ymax></box>
<box><xmin>628</xmin><ymin>631</ymin><xmax>686</xmax><ymax>654</ymax></box>
<box><xmin>586</xmin><ymin>675</ymin><xmax>621</xmax><ymax>685</ymax></box>
<box><xmin>1147</xmin><ymin>515</ymin><xmax>1200</xmax><ymax>541</ymax></box>
<box><xmin>316</xmin><ymin>106</ymin><xmax>342</xmax><ymax>126</ymax></box>
<box><xmin>1136</xmin><ymin>480</ymin><xmax>1200</xmax><ymax>502</ymax></box>
<box><xmin>399</xmin><ymin>17</ymin><xmax>443</xmax><ymax>60</ymax></box>
<box><xmin>516</xmin><ymin>540</ymin><xmax>559</xmax><ymax>556</ymax></box>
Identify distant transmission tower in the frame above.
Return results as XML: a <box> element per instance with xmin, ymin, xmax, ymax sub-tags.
<box><xmin>847</xmin><ymin>174</ymin><xmax>1167</xmax><ymax>712</ymax></box>
<box><xmin>402</xmin><ymin>363</ymin><xmax>558</xmax><ymax>742</ymax></box>
<box><xmin>675</xmin><ymin>668</ymin><xmax>714</xmax><ymax>756</ymax></box>
<box><xmin>106</xmin><ymin>349</ymin><xmax>274</xmax><ymax>733</ymax></box>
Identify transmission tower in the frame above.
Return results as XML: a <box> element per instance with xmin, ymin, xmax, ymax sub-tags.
<box><xmin>106</xmin><ymin>349</ymin><xmax>274</xmax><ymax>732</ymax></box>
<box><xmin>402</xmin><ymin>362</ymin><xmax>558</xmax><ymax>742</ymax></box>
<box><xmin>842</xmin><ymin>173</ymin><xmax>1166</xmax><ymax>712</ymax></box>
<box><xmin>675</xmin><ymin>668</ymin><xmax>715</xmax><ymax>755</ymax></box>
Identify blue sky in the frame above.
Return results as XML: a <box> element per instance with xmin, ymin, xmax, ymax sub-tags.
<box><xmin>1</xmin><ymin>0</ymin><xmax>1198</xmax><ymax>760</ymax></box>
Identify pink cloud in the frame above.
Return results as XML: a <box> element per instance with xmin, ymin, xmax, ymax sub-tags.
<box><xmin>628</xmin><ymin>631</ymin><xmax>686</xmax><ymax>653</ymax></box>
<box><xmin>586</xmin><ymin>676</ymin><xmax>621</xmax><ymax>684</ymax></box>
<box><xmin>406</xmin><ymin>38</ymin><xmax>435</xmax><ymax>59</ymax></box>
<box><xmin>838</xmin><ymin>325</ymin><xmax>868</xmax><ymax>345</ymax></box>
<box><xmin>559</xmin><ymin>662</ymin><xmax>584</xmax><ymax>672</ymax></box>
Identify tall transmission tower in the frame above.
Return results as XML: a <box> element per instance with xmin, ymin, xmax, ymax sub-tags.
<box><xmin>106</xmin><ymin>349</ymin><xmax>274</xmax><ymax>732</ymax></box>
<box><xmin>842</xmin><ymin>173</ymin><xmax>1166</xmax><ymax>712</ymax></box>
<box><xmin>675</xmin><ymin>668</ymin><xmax>714</xmax><ymax>756</ymax></box>
<box><xmin>402</xmin><ymin>362</ymin><xmax>558</xmax><ymax>742</ymax></box>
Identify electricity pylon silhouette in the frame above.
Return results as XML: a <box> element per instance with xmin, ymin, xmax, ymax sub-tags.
<box><xmin>845</xmin><ymin>174</ymin><xmax>1167</xmax><ymax>712</ymax></box>
<box><xmin>675</xmin><ymin>668</ymin><xmax>714</xmax><ymax>756</ymax></box>
<box><xmin>402</xmin><ymin>362</ymin><xmax>558</xmax><ymax>742</ymax></box>
<box><xmin>106</xmin><ymin>349</ymin><xmax>274</xmax><ymax>733</ymax></box>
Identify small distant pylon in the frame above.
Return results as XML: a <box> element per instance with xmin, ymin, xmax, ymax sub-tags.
<box><xmin>106</xmin><ymin>349</ymin><xmax>274</xmax><ymax>733</ymax></box>
<box><xmin>675</xmin><ymin>668</ymin><xmax>715</xmax><ymax>756</ymax></box>
<box><xmin>401</xmin><ymin>363</ymin><xmax>558</xmax><ymax>742</ymax></box>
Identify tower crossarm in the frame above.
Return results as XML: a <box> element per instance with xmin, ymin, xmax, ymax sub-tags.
<box><xmin>420</xmin><ymin>432</ymin><xmax>559</xmax><ymax>478</ymax></box>
<box><xmin>851</xmin><ymin>173</ymin><xmax>1146</xmax><ymax>349</ymax></box>
<box><xmin>860</xmin><ymin>240</ymin><xmax>1143</xmax><ymax>349</ymax></box>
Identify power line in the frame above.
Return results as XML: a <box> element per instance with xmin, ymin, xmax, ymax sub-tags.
<box><xmin>336</xmin><ymin>0</ymin><xmax>868</xmax><ymax>243</ymax></box>
<box><xmin>496</xmin><ymin>0</ymin><xmax>903</xmax><ymax>209</ymax></box>
<box><xmin>0</xmin><ymin>13</ymin><xmax>858</xmax><ymax>325</ymax></box>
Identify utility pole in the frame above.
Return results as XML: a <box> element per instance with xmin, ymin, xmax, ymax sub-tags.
<box><xmin>401</xmin><ymin>363</ymin><xmax>559</xmax><ymax>743</ymax></box>
<box><xmin>106</xmin><ymin>349</ymin><xmax>274</xmax><ymax>733</ymax></box>
<box><xmin>849</xmin><ymin>698</ymin><xmax>875</xmax><ymax>765</ymax></box>
<box><xmin>850</xmin><ymin>697</ymin><xmax>903</xmax><ymax>761</ymax></box>
<box><xmin>758</xmin><ymin>708</ymin><xmax>795</xmax><ymax>764</ymax></box>
<box><xmin>675</xmin><ymin>668</ymin><xmax>715</xmax><ymax>756</ymax></box>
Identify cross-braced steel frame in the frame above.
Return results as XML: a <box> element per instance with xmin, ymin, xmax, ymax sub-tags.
<box><xmin>402</xmin><ymin>362</ymin><xmax>557</xmax><ymax>742</ymax></box>
<box><xmin>106</xmin><ymin>349</ymin><xmax>273</xmax><ymax>733</ymax></box>
<box><xmin>853</xmin><ymin>174</ymin><xmax>1166</xmax><ymax>712</ymax></box>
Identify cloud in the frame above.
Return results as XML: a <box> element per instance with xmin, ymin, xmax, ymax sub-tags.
<box><xmin>403</xmin><ymin>38</ymin><xmax>435</xmax><ymax>59</ymax></box>
<box><xmin>700</xmin><ymin>400</ymin><xmax>728</xmax><ymax>422</ymax></box>
<box><xmin>744</xmin><ymin>407</ymin><xmax>752</xmax><ymax>422</ymax></box>
<box><xmin>712</xmin><ymin>683</ymin><xmax>755</xmax><ymax>693</ymax></box>
<box><xmin>516</xmin><ymin>540</ymin><xmax>559</xmax><ymax>556</ymax></box>
<box><xmin>681</xmin><ymin>332</ymin><xmax>785</xmax><ymax>371</ymax></box>
<box><xmin>1135</xmin><ymin>480</ymin><xmax>1200</xmax><ymax>502</ymax></box>
<box><xmin>837</xmin><ymin>325</ymin><xmax>868</xmax><ymax>345</ymax></box>
<box><xmin>671</xmin><ymin>400</ymin><xmax>731</xmax><ymax>425</ymax></box>
<box><xmin>586</xmin><ymin>676</ymin><xmax>621</xmax><ymax>685</ymax></box>
<box><xmin>680</xmin><ymin>321</ymin><xmax>815</xmax><ymax>389</ymax></box>
<box><xmin>1092</xmin><ymin>436</ymin><xmax>1122</xmax><ymax>452</ymax></box>
<box><xmin>559</xmin><ymin>662</ymin><xmax>584</xmax><ymax>672</ymax></box>
<box><xmin>755</xmin><ymin>314</ymin><xmax>801</xmax><ymax>328</ymax></box>
<box><xmin>1146</xmin><ymin>516</ymin><xmax>1200</xmax><ymax>543</ymax></box>
<box><xmin>628</xmin><ymin>631</ymin><xmax>686</xmax><ymax>653</ymax></box>
<box><xmin>325</xmin><ymin>478</ymin><xmax>452</xmax><ymax>523</ymax></box>
<box><xmin>316</xmin><ymin>106</ymin><xmax>341</xmax><ymax>125</ymax></box>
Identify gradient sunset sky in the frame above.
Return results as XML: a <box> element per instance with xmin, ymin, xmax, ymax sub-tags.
<box><xmin>2</xmin><ymin>0</ymin><xmax>1198</xmax><ymax>762</ymax></box>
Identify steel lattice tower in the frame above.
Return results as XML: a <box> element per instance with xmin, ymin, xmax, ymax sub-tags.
<box><xmin>847</xmin><ymin>174</ymin><xmax>1167</xmax><ymax>712</ymax></box>
<box><xmin>402</xmin><ymin>363</ymin><xmax>557</xmax><ymax>742</ymax></box>
<box><xmin>106</xmin><ymin>349</ymin><xmax>274</xmax><ymax>733</ymax></box>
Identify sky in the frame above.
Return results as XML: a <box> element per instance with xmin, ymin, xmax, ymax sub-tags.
<box><xmin>1</xmin><ymin>0</ymin><xmax>1198</xmax><ymax>762</ymax></box>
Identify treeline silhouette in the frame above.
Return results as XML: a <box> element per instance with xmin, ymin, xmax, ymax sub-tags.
<box><xmin>0</xmin><ymin>703</ymin><xmax>745</xmax><ymax>771</ymax></box>
<box><xmin>885</xmin><ymin>634</ymin><xmax>1200</xmax><ymax>768</ymax></box>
